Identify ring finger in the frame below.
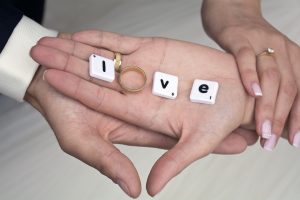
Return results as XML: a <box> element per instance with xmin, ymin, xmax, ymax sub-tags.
<box><xmin>255</xmin><ymin>54</ymin><xmax>280</xmax><ymax>141</ymax></box>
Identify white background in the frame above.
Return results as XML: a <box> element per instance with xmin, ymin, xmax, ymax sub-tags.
<box><xmin>0</xmin><ymin>0</ymin><xmax>299</xmax><ymax>199</ymax></box>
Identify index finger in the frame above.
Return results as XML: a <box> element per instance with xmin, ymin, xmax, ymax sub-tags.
<box><xmin>72</xmin><ymin>29</ymin><xmax>146</xmax><ymax>54</ymax></box>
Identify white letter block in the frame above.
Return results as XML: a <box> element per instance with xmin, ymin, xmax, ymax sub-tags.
<box><xmin>152</xmin><ymin>72</ymin><xmax>178</xmax><ymax>99</ymax></box>
<box><xmin>190</xmin><ymin>79</ymin><xmax>219</xmax><ymax>104</ymax></box>
<box><xmin>89</xmin><ymin>54</ymin><xmax>115</xmax><ymax>82</ymax></box>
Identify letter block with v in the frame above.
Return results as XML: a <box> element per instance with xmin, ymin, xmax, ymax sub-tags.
<box><xmin>152</xmin><ymin>72</ymin><xmax>178</xmax><ymax>99</ymax></box>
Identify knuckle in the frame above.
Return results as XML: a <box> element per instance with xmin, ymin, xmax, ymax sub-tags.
<box><xmin>282</xmin><ymin>80</ymin><xmax>297</xmax><ymax>97</ymax></box>
<box><xmin>263</xmin><ymin>67</ymin><xmax>280</xmax><ymax>82</ymax></box>
<box><xmin>236</xmin><ymin>46</ymin><xmax>253</xmax><ymax>57</ymax></box>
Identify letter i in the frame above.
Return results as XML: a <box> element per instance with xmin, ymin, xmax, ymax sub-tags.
<box><xmin>102</xmin><ymin>60</ymin><xmax>106</xmax><ymax>72</ymax></box>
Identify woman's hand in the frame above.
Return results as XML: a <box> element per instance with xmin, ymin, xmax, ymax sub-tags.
<box><xmin>31</xmin><ymin>30</ymin><xmax>258</xmax><ymax>196</ymax></box>
<box><xmin>201</xmin><ymin>0</ymin><xmax>300</xmax><ymax>149</ymax></box>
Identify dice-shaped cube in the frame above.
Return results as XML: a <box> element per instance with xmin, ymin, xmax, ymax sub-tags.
<box><xmin>89</xmin><ymin>54</ymin><xmax>115</xmax><ymax>82</ymax></box>
<box><xmin>190</xmin><ymin>79</ymin><xmax>219</xmax><ymax>104</ymax></box>
<box><xmin>152</xmin><ymin>72</ymin><xmax>178</xmax><ymax>99</ymax></box>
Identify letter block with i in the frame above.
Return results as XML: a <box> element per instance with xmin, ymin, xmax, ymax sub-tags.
<box><xmin>89</xmin><ymin>54</ymin><xmax>115</xmax><ymax>82</ymax></box>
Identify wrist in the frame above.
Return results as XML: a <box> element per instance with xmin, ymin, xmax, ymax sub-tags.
<box><xmin>25</xmin><ymin>66</ymin><xmax>45</xmax><ymax>114</ymax></box>
<box><xmin>26</xmin><ymin>66</ymin><xmax>44</xmax><ymax>97</ymax></box>
<box><xmin>201</xmin><ymin>0</ymin><xmax>262</xmax><ymax>39</ymax></box>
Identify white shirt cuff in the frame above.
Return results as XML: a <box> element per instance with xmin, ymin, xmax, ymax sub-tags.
<box><xmin>0</xmin><ymin>16</ymin><xmax>58</xmax><ymax>102</ymax></box>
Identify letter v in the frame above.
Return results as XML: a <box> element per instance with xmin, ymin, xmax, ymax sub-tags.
<box><xmin>160</xmin><ymin>79</ymin><xmax>169</xmax><ymax>89</ymax></box>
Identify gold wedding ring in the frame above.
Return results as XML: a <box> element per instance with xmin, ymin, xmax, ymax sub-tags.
<box><xmin>113</xmin><ymin>52</ymin><xmax>147</xmax><ymax>93</ymax></box>
<box><xmin>114</xmin><ymin>52</ymin><xmax>122</xmax><ymax>72</ymax></box>
<box><xmin>257</xmin><ymin>48</ymin><xmax>275</xmax><ymax>57</ymax></box>
<box><xmin>118</xmin><ymin>66</ymin><xmax>147</xmax><ymax>93</ymax></box>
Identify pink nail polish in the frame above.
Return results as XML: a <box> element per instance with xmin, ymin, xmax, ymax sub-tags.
<box><xmin>292</xmin><ymin>131</ymin><xmax>300</xmax><ymax>148</ymax></box>
<box><xmin>262</xmin><ymin>120</ymin><xmax>272</xmax><ymax>139</ymax></box>
<box><xmin>252</xmin><ymin>83</ymin><xmax>263</xmax><ymax>96</ymax></box>
<box><xmin>42</xmin><ymin>70</ymin><xmax>48</xmax><ymax>81</ymax></box>
<box><xmin>263</xmin><ymin>134</ymin><xmax>277</xmax><ymax>151</ymax></box>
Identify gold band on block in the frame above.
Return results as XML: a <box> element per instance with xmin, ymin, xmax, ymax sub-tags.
<box><xmin>114</xmin><ymin>52</ymin><xmax>122</xmax><ymax>72</ymax></box>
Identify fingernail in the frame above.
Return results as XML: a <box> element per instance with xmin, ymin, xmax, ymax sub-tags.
<box><xmin>117</xmin><ymin>180</ymin><xmax>131</xmax><ymax>197</ymax></box>
<box><xmin>263</xmin><ymin>134</ymin><xmax>277</xmax><ymax>151</ymax></box>
<box><xmin>292</xmin><ymin>131</ymin><xmax>300</xmax><ymax>148</ymax></box>
<box><xmin>252</xmin><ymin>83</ymin><xmax>263</xmax><ymax>96</ymax></box>
<box><xmin>42</xmin><ymin>70</ymin><xmax>48</xmax><ymax>81</ymax></box>
<box><xmin>262</xmin><ymin>120</ymin><xmax>272</xmax><ymax>139</ymax></box>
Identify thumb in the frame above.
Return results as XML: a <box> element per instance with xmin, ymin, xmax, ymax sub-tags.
<box><xmin>212</xmin><ymin>128</ymin><xmax>258</xmax><ymax>154</ymax></box>
<box><xmin>146</xmin><ymin>134</ymin><xmax>217</xmax><ymax>196</ymax></box>
<box><xmin>54</xmin><ymin>128</ymin><xmax>141</xmax><ymax>198</ymax></box>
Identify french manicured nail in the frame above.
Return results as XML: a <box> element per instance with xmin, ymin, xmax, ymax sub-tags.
<box><xmin>292</xmin><ymin>131</ymin><xmax>300</xmax><ymax>148</ymax></box>
<box><xmin>262</xmin><ymin>120</ymin><xmax>272</xmax><ymax>139</ymax></box>
<box><xmin>263</xmin><ymin>134</ymin><xmax>277</xmax><ymax>151</ymax></box>
<box><xmin>117</xmin><ymin>180</ymin><xmax>131</xmax><ymax>197</ymax></box>
<box><xmin>42</xmin><ymin>70</ymin><xmax>48</xmax><ymax>81</ymax></box>
<box><xmin>252</xmin><ymin>83</ymin><xmax>263</xmax><ymax>96</ymax></box>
